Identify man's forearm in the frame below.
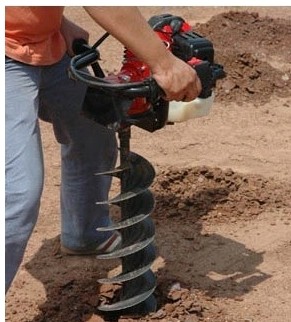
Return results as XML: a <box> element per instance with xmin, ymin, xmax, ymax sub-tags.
<box><xmin>83</xmin><ymin>6</ymin><xmax>201</xmax><ymax>102</ymax></box>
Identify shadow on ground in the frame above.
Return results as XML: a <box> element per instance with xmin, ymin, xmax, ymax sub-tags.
<box><xmin>24</xmin><ymin>186</ymin><xmax>270</xmax><ymax>321</ymax></box>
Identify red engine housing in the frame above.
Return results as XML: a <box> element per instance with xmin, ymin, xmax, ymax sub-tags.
<box><xmin>112</xmin><ymin>20</ymin><xmax>193</xmax><ymax>116</ymax></box>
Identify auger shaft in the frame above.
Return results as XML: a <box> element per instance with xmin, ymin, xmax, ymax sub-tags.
<box><xmin>119</xmin><ymin>126</ymin><xmax>131</xmax><ymax>220</ymax></box>
<box><xmin>119</xmin><ymin>126</ymin><xmax>137</xmax><ymax>287</ymax></box>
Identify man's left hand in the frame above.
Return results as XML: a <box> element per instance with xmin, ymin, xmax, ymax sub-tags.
<box><xmin>61</xmin><ymin>16</ymin><xmax>89</xmax><ymax>56</ymax></box>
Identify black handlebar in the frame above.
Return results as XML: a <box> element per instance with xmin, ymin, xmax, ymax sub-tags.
<box><xmin>70</xmin><ymin>38</ymin><xmax>224</xmax><ymax>101</ymax></box>
<box><xmin>70</xmin><ymin>39</ymin><xmax>162</xmax><ymax>101</ymax></box>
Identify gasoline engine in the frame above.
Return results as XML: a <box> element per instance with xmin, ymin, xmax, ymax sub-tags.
<box><xmin>69</xmin><ymin>13</ymin><xmax>225</xmax><ymax>316</ymax></box>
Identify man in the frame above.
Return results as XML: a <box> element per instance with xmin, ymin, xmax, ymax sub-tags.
<box><xmin>5</xmin><ymin>6</ymin><xmax>201</xmax><ymax>293</ymax></box>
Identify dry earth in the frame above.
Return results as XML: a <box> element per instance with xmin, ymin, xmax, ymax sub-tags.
<box><xmin>5</xmin><ymin>6</ymin><xmax>291</xmax><ymax>322</ymax></box>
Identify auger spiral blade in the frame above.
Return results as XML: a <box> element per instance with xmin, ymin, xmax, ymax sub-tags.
<box><xmin>98</xmin><ymin>244</ymin><xmax>156</xmax><ymax>284</ymax></box>
<box><xmin>97</xmin><ymin>126</ymin><xmax>157</xmax><ymax>316</ymax></box>
<box><xmin>98</xmin><ymin>270</ymin><xmax>157</xmax><ymax>312</ymax></box>
<box><xmin>96</xmin><ymin>152</ymin><xmax>155</xmax><ymax>205</ymax></box>
<box><xmin>96</xmin><ymin>190</ymin><xmax>155</xmax><ymax>231</ymax></box>
<box><xmin>97</xmin><ymin>216</ymin><xmax>155</xmax><ymax>259</ymax></box>
<box><xmin>94</xmin><ymin>166</ymin><xmax>128</xmax><ymax>177</ymax></box>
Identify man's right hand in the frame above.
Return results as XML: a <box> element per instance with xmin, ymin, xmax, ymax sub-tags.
<box><xmin>151</xmin><ymin>51</ymin><xmax>202</xmax><ymax>102</ymax></box>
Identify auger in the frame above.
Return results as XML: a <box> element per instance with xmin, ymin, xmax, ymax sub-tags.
<box><xmin>69</xmin><ymin>13</ymin><xmax>225</xmax><ymax>316</ymax></box>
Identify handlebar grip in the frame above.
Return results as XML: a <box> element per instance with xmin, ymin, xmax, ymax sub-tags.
<box><xmin>194</xmin><ymin>61</ymin><xmax>226</xmax><ymax>98</ymax></box>
<box><xmin>194</xmin><ymin>61</ymin><xmax>213</xmax><ymax>99</ymax></box>
<box><xmin>71</xmin><ymin>39</ymin><xmax>104</xmax><ymax>77</ymax></box>
<box><xmin>72</xmin><ymin>38</ymin><xmax>90</xmax><ymax>55</ymax></box>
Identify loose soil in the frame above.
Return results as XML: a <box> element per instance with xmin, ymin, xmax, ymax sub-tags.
<box><xmin>5</xmin><ymin>7</ymin><xmax>291</xmax><ymax>322</ymax></box>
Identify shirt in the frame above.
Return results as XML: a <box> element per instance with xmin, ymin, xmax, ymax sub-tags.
<box><xmin>5</xmin><ymin>6</ymin><xmax>67</xmax><ymax>65</ymax></box>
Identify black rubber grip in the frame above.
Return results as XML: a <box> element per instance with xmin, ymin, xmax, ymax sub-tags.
<box><xmin>194</xmin><ymin>61</ymin><xmax>213</xmax><ymax>98</ymax></box>
<box><xmin>72</xmin><ymin>38</ymin><xmax>90</xmax><ymax>55</ymax></box>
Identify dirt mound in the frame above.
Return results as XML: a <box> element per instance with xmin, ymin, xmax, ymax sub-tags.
<box><xmin>153</xmin><ymin>166</ymin><xmax>290</xmax><ymax>225</ymax></box>
<box><xmin>214</xmin><ymin>51</ymin><xmax>290</xmax><ymax>105</ymax></box>
<box><xmin>194</xmin><ymin>11</ymin><xmax>291</xmax><ymax>105</ymax></box>
<box><xmin>195</xmin><ymin>11</ymin><xmax>291</xmax><ymax>58</ymax></box>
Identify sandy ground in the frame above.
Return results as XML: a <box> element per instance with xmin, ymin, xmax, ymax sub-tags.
<box><xmin>5</xmin><ymin>6</ymin><xmax>291</xmax><ymax>322</ymax></box>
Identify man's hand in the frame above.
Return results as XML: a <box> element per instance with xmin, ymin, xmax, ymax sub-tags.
<box><xmin>61</xmin><ymin>16</ymin><xmax>89</xmax><ymax>56</ymax></box>
<box><xmin>151</xmin><ymin>52</ymin><xmax>202</xmax><ymax>102</ymax></box>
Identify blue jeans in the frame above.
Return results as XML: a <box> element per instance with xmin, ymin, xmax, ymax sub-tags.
<box><xmin>5</xmin><ymin>55</ymin><xmax>117</xmax><ymax>292</ymax></box>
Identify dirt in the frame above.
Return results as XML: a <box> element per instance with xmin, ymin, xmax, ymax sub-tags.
<box><xmin>194</xmin><ymin>11</ymin><xmax>291</xmax><ymax>105</ymax></box>
<box><xmin>5</xmin><ymin>6</ymin><xmax>291</xmax><ymax>322</ymax></box>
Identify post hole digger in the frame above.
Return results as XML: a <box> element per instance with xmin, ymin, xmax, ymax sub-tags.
<box><xmin>69</xmin><ymin>13</ymin><xmax>225</xmax><ymax>316</ymax></box>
